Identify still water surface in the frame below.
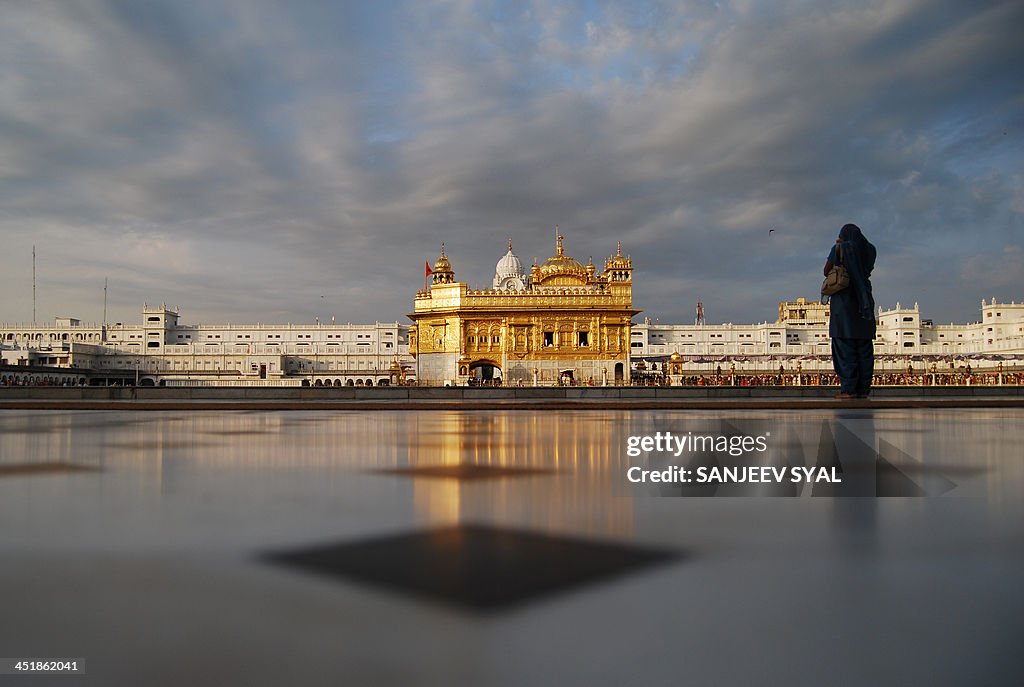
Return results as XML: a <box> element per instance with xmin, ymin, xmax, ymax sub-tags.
<box><xmin>1</xmin><ymin>408</ymin><xmax>1022</xmax><ymax>686</ymax></box>
<box><xmin>1</xmin><ymin>408</ymin><xmax>1020</xmax><ymax>546</ymax></box>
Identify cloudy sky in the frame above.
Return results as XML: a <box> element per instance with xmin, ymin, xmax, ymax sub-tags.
<box><xmin>1</xmin><ymin>0</ymin><xmax>1021</xmax><ymax>327</ymax></box>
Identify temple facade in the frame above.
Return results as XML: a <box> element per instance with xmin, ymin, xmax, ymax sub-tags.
<box><xmin>408</xmin><ymin>236</ymin><xmax>639</xmax><ymax>386</ymax></box>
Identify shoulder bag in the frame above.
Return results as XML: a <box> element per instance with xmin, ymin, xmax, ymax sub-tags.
<box><xmin>821</xmin><ymin>239</ymin><xmax>849</xmax><ymax>300</ymax></box>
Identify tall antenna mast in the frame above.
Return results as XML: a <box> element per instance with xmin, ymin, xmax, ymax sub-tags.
<box><xmin>32</xmin><ymin>245</ymin><xmax>36</xmax><ymax>324</ymax></box>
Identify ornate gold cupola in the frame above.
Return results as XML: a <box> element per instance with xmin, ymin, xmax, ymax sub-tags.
<box><xmin>431</xmin><ymin>243</ymin><xmax>456</xmax><ymax>285</ymax></box>
<box><xmin>604</xmin><ymin>241</ymin><xmax>632</xmax><ymax>283</ymax></box>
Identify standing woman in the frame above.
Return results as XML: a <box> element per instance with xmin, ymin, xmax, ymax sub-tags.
<box><xmin>824</xmin><ymin>223</ymin><xmax>877</xmax><ymax>399</ymax></box>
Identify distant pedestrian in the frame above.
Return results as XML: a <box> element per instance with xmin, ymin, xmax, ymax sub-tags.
<box><xmin>824</xmin><ymin>224</ymin><xmax>877</xmax><ymax>399</ymax></box>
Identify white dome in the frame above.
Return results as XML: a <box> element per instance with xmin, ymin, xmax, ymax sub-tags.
<box><xmin>496</xmin><ymin>250</ymin><xmax>524</xmax><ymax>279</ymax></box>
<box><xmin>493</xmin><ymin>240</ymin><xmax>529</xmax><ymax>290</ymax></box>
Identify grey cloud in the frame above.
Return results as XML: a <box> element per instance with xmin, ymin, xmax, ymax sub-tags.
<box><xmin>1</xmin><ymin>0</ymin><xmax>1020</xmax><ymax>327</ymax></box>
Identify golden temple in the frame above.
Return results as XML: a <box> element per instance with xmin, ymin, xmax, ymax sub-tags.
<box><xmin>409</xmin><ymin>234</ymin><xmax>638</xmax><ymax>386</ymax></box>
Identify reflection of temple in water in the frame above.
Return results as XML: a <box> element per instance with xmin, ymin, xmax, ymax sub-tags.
<box><xmin>401</xmin><ymin>412</ymin><xmax>635</xmax><ymax>538</ymax></box>
<box><xmin>2</xmin><ymin>409</ymin><xmax>1021</xmax><ymax>536</ymax></box>
<box><xmin>0</xmin><ymin>411</ymin><xmax>635</xmax><ymax>538</ymax></box>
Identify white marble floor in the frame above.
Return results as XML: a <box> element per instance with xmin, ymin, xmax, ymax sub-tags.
<box><xmin>1</xmin><ymin>409</ymin><xmax>1021</xmax><ymax>686</ymax></box>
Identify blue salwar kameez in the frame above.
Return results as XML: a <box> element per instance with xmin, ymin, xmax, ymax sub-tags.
<box><xmin>826</xmin><ymin>224</ymin><xmax>877</xmax><ymax>396</ymax></box>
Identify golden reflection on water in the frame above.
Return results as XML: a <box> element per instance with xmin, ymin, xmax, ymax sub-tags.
<box><xmin>2</xmin><ymin>409</ymin><xmax>1022</xmax><ymax>538</ymax></box>
<box><xmin>0</xmin><ymin>410</ymin><xmax>637</xmax><ymax>538</ymax></box>
<box><xmin>401</xmin><ymin>412</ymin><xmax>633</xmax><ymax>537</ymax></box>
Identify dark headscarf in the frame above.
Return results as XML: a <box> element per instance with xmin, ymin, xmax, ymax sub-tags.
<box><xmin>837</xmin><ymin>223</ymin><xmax>876</xmax><ymax>321</ymax></box>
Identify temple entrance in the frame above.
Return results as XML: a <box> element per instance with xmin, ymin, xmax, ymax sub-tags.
<box><xmin>469</xmin><ymin>360</ymin><xmax>502</xmax><ymax>385</ymax></box>
<box><xmin>614</xmin><ymin>363</ymin><xmax>624</xmax><ymax>384</ymax></box>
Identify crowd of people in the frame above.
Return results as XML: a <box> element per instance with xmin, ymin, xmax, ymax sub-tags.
<box><xmin>631</xmin><ymin>371</ymin><xmax>1023</xmax><ymax>387</ymax></box>
<box><xmin>1</xmin><ymin>374</ymin><xmax>86</xmax><ymax>387</ymax></box>
<box><xmin>4</xmin><ymin>368</ymin><xmax>1021</xmax><ymax>388</ymax></box>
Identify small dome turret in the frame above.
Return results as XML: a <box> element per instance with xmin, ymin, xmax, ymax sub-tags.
<box><xmin>431</xmin><ymin>244</ymin><xmax>456</xmax><ymax>285</ymax></box>
<box><xmin>603</xmin><ymin>241</ymin><xmax>632</xmax><ymax>283</ymax></box>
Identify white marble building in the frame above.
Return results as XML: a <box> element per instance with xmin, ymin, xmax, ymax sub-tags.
<box><xmin>2</xmin><ymin>296</ymin><xmax>1022</xmax><ymax>385</ymax></box>
<box><xmin>1</xmin><ymin>305</ymin><xmax>410</xmax><ymax>386</ymax></box>
<box><xmin>630</xmin><ymin>298</ymin><xmax>1024</xmax><ymax>372</ymax></box>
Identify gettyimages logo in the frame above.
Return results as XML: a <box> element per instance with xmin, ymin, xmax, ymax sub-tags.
<box><xmin>626</xmin><ymin>431</ymin><xmax>769</xmax><ymax>458</ymax></box>
<box><xmin>624</xmin><ymin>420</ymin><xmax>958</xmax><ymax>497</ymax></box>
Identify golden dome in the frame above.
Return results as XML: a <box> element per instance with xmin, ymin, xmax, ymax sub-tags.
<box><xmin>536</xmin><ymin>233</ymin><xmax>587</xmax><ymax>285</ymax></box>
<box><xmin>433</xmin><ymin>251</ymin><xmax>451</xmax><ymax>274</ymax></box>
<box><xmin>432</xmin><ymin>243</ymin><xmax>455</xmax><ymax>284</ymax></box>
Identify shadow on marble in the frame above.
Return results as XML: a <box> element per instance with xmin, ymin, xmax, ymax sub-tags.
<box><xmin>264</xmin><ymin>524</ymin><xmax>681</xmax><ymax>613</ymax></box>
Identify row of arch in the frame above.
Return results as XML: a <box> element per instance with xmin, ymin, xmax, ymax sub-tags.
<box><xmin>3</xmin><ymin>332</ymin><xmax>101</xmax><ymax>342</ymax></box>
<box><xmin>310</xmin><ymin>378</ymin><xmax>390</xmax><ymax>387</ymax></box>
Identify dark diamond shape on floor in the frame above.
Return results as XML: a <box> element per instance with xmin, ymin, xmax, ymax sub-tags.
<box><xmin>878</xmin><ymin>439</ymin><xmax>957</xmax><ymax>496</ymax></box>
<box><xmin>373</xmin><ymin>464</ymin><xmax>556</xmax><ymax>480</ymax></box>
<box><xmin>0</xmin><ymin>462</ymin><xmax>100</xmax><ymax>477</ymax></box>
<box><xmin>875</xmin><ymin>456</ymin><xmax>928</xmax><ymax>497</ymax></box>
<box><xmin>264</xmin><ymin>525</ymin><xmax>679</xmax><ymax>612</ymax></box>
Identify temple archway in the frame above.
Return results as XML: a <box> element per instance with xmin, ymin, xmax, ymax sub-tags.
<box><xmin>470</xmin><ymin>360</ymin><xmax>502</xmax><ymax>383</ymax></box>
